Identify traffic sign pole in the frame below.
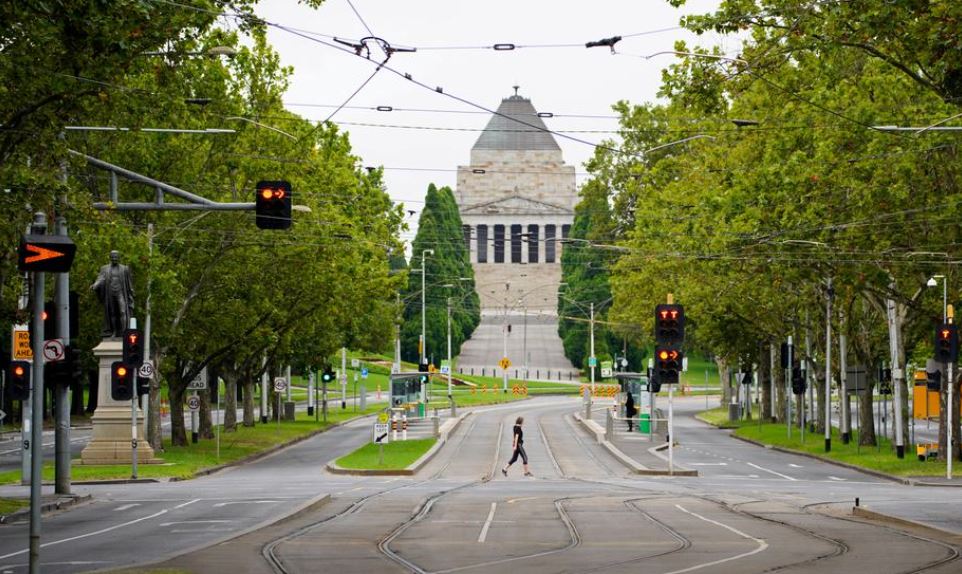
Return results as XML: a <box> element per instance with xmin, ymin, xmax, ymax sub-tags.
<box><xmin>54</xmin><ymin>216</ymin><xmax>72</xmax><ymax>494</ymax></box>
<box><xmin>28</xmin><ymin>212</ymin><xmax>47</xmax><ymax>574</ymax></box>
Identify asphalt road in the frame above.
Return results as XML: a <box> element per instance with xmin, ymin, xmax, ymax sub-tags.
<box><xmin>457</xmin><ymin>314</ymin><xmax>578</xmax><ymax>380</ymax></box>
<box><xmin>1</xmin><ymin>396</ymin><xmax>961</xmax><ymax>573</ymax></box>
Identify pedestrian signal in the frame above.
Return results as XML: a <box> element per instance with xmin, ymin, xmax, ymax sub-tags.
<box><xmin>654</xmin><ymin>304</ymin><xmax>685</xmax><ymax>348</ymax></box>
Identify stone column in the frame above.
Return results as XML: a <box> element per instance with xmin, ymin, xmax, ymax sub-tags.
<box><xmin>80</xmin><ymin>339</ymin><xmax>161</xmax><ymax>464</ymax></box>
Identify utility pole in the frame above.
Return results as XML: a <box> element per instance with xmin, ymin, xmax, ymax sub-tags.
<box><xmin>886</xmin><ymin>286</ymin><xmax>906</xmax><ymax>458</ymax></box>
<box><xmin>393</xmin><ymin>292</ymin><xmax>401</xmax><ymax>374</ymax></box>
<box><xmin>260</xmin><ymin>355</ymin><xmax>268</xmax><ymax>424</ymax></box>
<box><xmin>590</xmin><ymin>302</ymin><xmax>596</xmax><ymax>392</ymax></box>
<box><xmin>341</xmin><ymin>347</ymin><xmax>347</xmax><ymax>409</ymax></box>
<box><xmin>28</xmin><ymin>212</ymin><xmax>47</xmax><ymax>574</ymax></box>
<box><xmin>825</xmin><ymin>278</ymin><xmax>834</xmax><ymax>452</ymax></box>
<box><xmin>446</xmin><ymin>297</ymin><xmax>452</xmax><ymax>398</ymax></box>
<box><xmin>420</xmin><ymin>249</ymin><xmax>433</xmax><ymax>365</ymax></box>
<box><xmin>523</xmin><ymin>306</ymin><xmax>528</xmax><ymax>382</ymax></box>
<box><xmin>840</xmin><ymin>320</ymin><xmax>850</xmax><ymax>444</ymax></box>
<box><xmin>54</xmin><ymin>216</ymin><xmax>71</xmax><ymax>494</ymax></box>
<box><xmin>787</xmin><ymin>336</ymin><xmax>793</xmax><ymax>439</ymax></box>
<box><xmin>502</xmin><ymin>283</ymin><xmax>509</xmax><ymax>393</ymax></box>
<box><xmin>948</xmin><ymin>305</ymin><xmax>955</xmax><ymax>479</ymax></box>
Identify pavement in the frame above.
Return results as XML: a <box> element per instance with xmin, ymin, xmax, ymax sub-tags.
<box><xmin>457</xmin><ymin>314</ymin><xmax>579</xmax><ymax>380</ymax></box>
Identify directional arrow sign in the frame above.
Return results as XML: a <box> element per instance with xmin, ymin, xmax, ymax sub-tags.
<box><xmin>18</xmin><ymin>234</ymin><xmax>77</xmax><ymax>273</ymax></box>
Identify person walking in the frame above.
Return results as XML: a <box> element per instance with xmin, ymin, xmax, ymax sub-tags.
<box><xmin>502</xmin><ymin>416</ymin><xmax>532</xmax><ymax>477</ymax></box>
<box><xmin>625</xmin><ymin>391</ymin><xmax>636</xmax><ymax>432</ymax></box>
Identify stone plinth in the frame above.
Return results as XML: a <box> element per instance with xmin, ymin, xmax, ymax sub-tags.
<box><xmin>80</xmin><ymin>339</ymin><xmax>162</xmax><ymax>465</ymax></box>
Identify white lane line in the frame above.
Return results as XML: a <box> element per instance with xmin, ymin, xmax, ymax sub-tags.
<box><xmin>746</xmin><ymin>462</ymin><xmax>797</xmax><ymax>481</ymax></box>
<box><xmin>113</xmin><ymin>504</ymin><xmax>140</xmax><ymax>512</ymax></box>
<box><xmin>173</xmin><ymin>499</ymin><xmax>200</xmax><ymax>510</ymax></box>
<box><xmin>212</xmin><ymin>500</ymin><xmax>280</xmax><ymax>508</ymax></box>
<box><xmin>788</xmin><ymin>463</ymin><xmax>803</xmax><ymax>468</ymax></box>
<box><xmin>689</xmin><ymin>463</ymin><xmax>727</xmax><ymax>466</ymax></box>
<box><xmin>0</xmin><ymin>509</ymin><xmax>169</xmax><ymax>561</ymax></box>
<box><xmin>477</xmin><ymin>502</ymin><xmax>497</xmax><ymax>543</ymax></box>
<box><xmin>669</xmin><ymin>504</ymin><xmax>768</xmax><ymax>574</ymax></box>
<box><xmin>828</xmin><ymin>476</ymin><xmax>846</xmax><ymax>481</ymax></box>
<box><xmin>159</xmin><ymin>520</ymin><xmax>233</xmax><ymax>526</ymax></box>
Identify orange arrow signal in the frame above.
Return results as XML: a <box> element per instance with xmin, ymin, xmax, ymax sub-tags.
<box><xmin>24</xmin><ymin>243</ymin><xmax>67</xmax><ymax>264</ymax></box>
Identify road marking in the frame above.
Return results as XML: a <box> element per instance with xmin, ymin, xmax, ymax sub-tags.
<box><xmin>0</xmin><ymin>509</ymin><xmax>169</xmax><ymax>561</ymax></box>
<box><xmin>715</xmin><ymin>475</ymin><xmax>760</xmax><ymax>479</ymax></box>
<box><xmin>174</xmin><ymin>499</ymin><xmax>200</xmax><ymax>510</ymax></box>
<box><xmin>670</xmin><ymin>504</ymin><xmax>768</xmax><ymax>574</ymax></box>
<box><xmin>507</xmin><ymin>497</ymin><xmax>539</xmax><ymax>504</ymax></box>
<box><xmin>690</xmin><ymin>462</ymin><xmax>727</xmax><ymax>466</ymax></box>
<box><xmin>113</xmin><ymin>504</ymin><xmax>140</xmax><ymax>511</ymax></box>
<box><xmin>747</xmin><ymin>462</ymin><xmax>797</xmax><ymax>481</ymax></box>
<box><xmin>160</xmin><ymin>520</ymin><xmax>233</xmax><ymax>526</ymax></box>
<box><xmin>478</xmin><ymin>502</ymin><xmax>497</xmax><ymax>543</ymax></box>
<box><xmin>212</xmin><ymin>500</ymin><xmax>280</xmax><ymax>508</ymax></box>
<box><xmin>788</xmin><ymin>464</ymin><xmax>803</xmax><ymax>468</ymax></box>
<box><xmin>828</xmin><ymin>476</ymin><xmax>846</xmax><ymax>481</ymax></box>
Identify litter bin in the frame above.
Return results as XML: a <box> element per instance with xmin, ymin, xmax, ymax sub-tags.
<box><xmin>639</xmin><ymin>412</ymin><xmax>651</xmax><ymax>433</ymax></box>
<box><xmin>418</xmin><ymin>402</ymin><xmax>425</xmax><ymax>417</ymax></box>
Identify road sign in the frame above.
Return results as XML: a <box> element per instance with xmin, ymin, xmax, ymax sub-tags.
<box><xmin>0</xmin><ymin>409</ymin><xmax>6</xmax><ymax>422</ymax></box>
<box><xmin>187</xmin><ymin>368</ymin><xmax>208</xmax><ymax>390</ymax></box>
<box><xmin>42</xmin><ymin>338</ymin><xmax>65</xmax><ymax>362</ymax></box>
<box><xmin>374</xmin><ymin>422</ymin><xmax>390</xmax><ymax>442</ymax></box>
<box><xmin>440</xmin><ymin>360</ymin><xmax>450</xmax><ymax>375</ymax></box>
<box><xmin>186</xmin><ymin>395</ymin><xmax>201</xmax><ymax>411</ymax></box>
<box><xmin>351</xmin><ymin>358</ymin><xmax>360</xmax><ymax>368</ymax></box>
<box><xmin>588</xmin><ymin>357</ymin><xmax>597</xmax><ymax>368</ymax></box>
<box><xmin>273</xmin><ymin>377</ymin><xmax>288</xmax><ymax>393</ymax></box>
<box><xmin>18</xmin><ymin>234</ymin><xmax>77</xmax><ymax>273</ymax></box>
<box><xmin>499</xmin><ymin>357</ymin><xmax>511</xmax><ymax>369</ymax></box>
<box><xmin>138</xmin><ymin>361</ymin><xmax>155</xmax><ymax>379</ymax></box>
<box><xmin>12</xmin><ymin>326</ymin><xmax>31</xmax><ymax>360</ymax></box>
<box><xmin>378</xmin><ymin>412</ymin><xmax>389</xmax><ymax>423</ymax></box>
<box><xmin>601</xmin><ymin>367</ymin><xmax>612</xmax><ymax>378</ymax></box>
<box><xmin>361</xmin><ymin>367</ymin><xmax>369</xmax><ymax>379</ymax></box>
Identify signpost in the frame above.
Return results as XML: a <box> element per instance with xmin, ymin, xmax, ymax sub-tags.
<box><xmin>12</xmin><ymin>326</ymin><xmax>32</xmax><ymax>360</ymax></box>
<box><xmin>274</xmin><ymin>377</ymin><xmax>287</xmax><ymax>426</ymax></box>
<box><xmin>601</xmin><ymin>360</ymin><xmax>613</xmax><ymax>379</ymax></box>
<box><xmin>186</xmin><ymin>395</ymin><xmax>201</xmax><ymax>411</ymax></box>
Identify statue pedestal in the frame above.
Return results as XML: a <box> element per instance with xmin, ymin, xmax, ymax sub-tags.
<box><xmin>79</xmin><ymin>339</ymin><xmax>162</xmax><ymax>465</ymax></box>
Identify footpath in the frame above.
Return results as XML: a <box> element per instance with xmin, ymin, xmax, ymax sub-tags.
<box><xmin>574</xmin><ymin>402</ymin><xmax>697</xmax><ymax>477</ymax></box>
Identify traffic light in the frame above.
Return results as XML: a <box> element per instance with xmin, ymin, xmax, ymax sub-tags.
<box><xmin>137</xmin><ymin>375</ymin><xmax>150</xmax><ymax>396</ymax></box>
<box><xmin>123</xmin><ymin>328</ymin><xmax>144</xmax><ymax>368</ymax></box>
<box><xmin>45</xmin><ymin>346</ymin><xmax>80</xmax><ymax>387</ymax></box>
<box><xmin>321</xmin><ymin>367</ymin><xmax>335</xmax><ymax>384</ymax></box>
<box><xmin>654</xmin><ymin>304</ymin><xmax>685</xmax><ymax>348</ymax></box>
<box><xmin>418</xmin><ymin>362</ymin><xmax>429</xmax><ymax>384</ymax></box>
<box><xmin>935</xmin><ymin>324</ymin><xmax>959</xmax><ymax>364</ymax></box>
<box><xmin>648</xmin><ymin>379</ymin><xmax>662</xmax><ymax>393</ymax></box>
<box><xmin>8</xmin><ymin>361</ymin><xmax>30</xmax><ymax>400</ymax></box>
<box><xmin>927</xmin><ymin>368</ymin><xmax>942</xmax><ymax>391</ymax></box>
<box><xmin>255</xmin><ymin>180</ymin><xmax>292</xmax><ymax>230</ymax></box>
<box><xmin>110</xmin><ymin>361</ymin><xmax>133</xmax><ymax>401</ymax></box>
<box><xmin>654</xmin><ymin>347</ymin><xmax>682</xmax><ymax>385</ymax></box>
<box><xmin>41</xmin><ymin>292</ymin><xmax>79</xmax><ymax>339</ymax></box>
<box><xmin>791</xmin><ymin>365</ymin><xmax>806</xmax><ymax>395</ymax></box>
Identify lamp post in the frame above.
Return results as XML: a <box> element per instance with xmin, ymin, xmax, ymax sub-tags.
<box><xmin>421</xmin><ymin>249</ymin><xmax>434</xmax><ymax>365</ymax></box>
<box><xmin>928</xmin><ymin>274</ymin><xmax>952</xmax><ymax>477</ymax></box>
<box><xmin>927</xmin><ymin>275</ymin><xmax>947</xmax><ymax>322</ymax></box>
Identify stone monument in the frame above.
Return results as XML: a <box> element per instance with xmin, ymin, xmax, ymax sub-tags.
<box><xmin>80</xmin><ymin>250</ymin><xmax>160</xmax><ymax>465</ymax></box>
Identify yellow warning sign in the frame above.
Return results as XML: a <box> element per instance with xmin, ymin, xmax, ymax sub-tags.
<box><xmin>499</xmin><ymin>357</ymin><xmax>511</xmax><ymax>370</ymax></box>
<box><xmin>13</xmin><ymin>328</ymin><xmax>32</xmax><ymax>360</ymax></box>
<box><xmin>378</xmin><ymin>412</ymin><xmax>389</xmax><ymax>423</ymax></box>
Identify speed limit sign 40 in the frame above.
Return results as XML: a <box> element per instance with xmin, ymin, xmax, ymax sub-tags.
<box><xmin>186</xmin><ymin>395</ymin><xmax>201</xmax><ymax>411</ymax></box>
<box><xmin>138</xmin><ymin>361</ymin><xmax>155</xmax><ymax>379</ymax></box>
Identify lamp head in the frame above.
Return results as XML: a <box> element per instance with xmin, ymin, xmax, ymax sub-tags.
<box><xmin>927</xmin><ymin>277</ymin><xmax>938</xmax><ymax>287</ymax></box>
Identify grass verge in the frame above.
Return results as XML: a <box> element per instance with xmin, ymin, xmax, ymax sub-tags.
<box><xmin>698</xmin><ymin>407</ymin><xmax>946</xmax><ymax>477</ymax></box>
<box><xmin>0</xmin><ymin>498</ymin><xmax>29</xmax><ymax>515</ymax></box>
<box><xmin>0</xmin><ymin>405</ymin><xmax>384</xmax><ymax>485</ymax></box>
<box><xmin>335</xmin><ymin>438</ymin><xmax>436</xmax><ymax>470</ymax></box>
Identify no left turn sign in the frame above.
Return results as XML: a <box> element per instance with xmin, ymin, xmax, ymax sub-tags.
<box><xmin>42</xmin><ymin>339</ymin><xmax>65</xmax><ymax>362</ymax></box>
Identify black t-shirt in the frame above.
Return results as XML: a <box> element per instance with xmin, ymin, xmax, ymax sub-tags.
<box><xmin>513</xmin><ymin>424</ymin><xmax>523</xmax><ymax>445</ymax></box>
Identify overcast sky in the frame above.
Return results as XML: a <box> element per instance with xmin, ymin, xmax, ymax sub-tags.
<box><xmin>256</xmin><ymin>0</ymin><xmax>727</xmax><ymax>243</ymax></box>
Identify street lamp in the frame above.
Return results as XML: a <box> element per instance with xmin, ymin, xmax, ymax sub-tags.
<box><xmin>420</xmin><ymin>249</ymin><xmax>434</xmax><ymax>367</ymax></box>
<box><xmin>928</xmin><ymin>275</ymin><xmax>947</xmax><ymax>322</ymax></box>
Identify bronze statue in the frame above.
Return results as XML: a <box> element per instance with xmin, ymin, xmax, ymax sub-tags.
<box><xmin>91</xmin><ymin>250</ymin><xmax>135</xmax><ymax>337</ymax></box>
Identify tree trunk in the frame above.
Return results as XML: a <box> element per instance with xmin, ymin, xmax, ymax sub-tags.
<box><xmin>199</xmin><ymin>364</ymin><xmax>215</xmax><ymax>440</ymax></box>
<box><xmin>857</xmin><ymin>365</ymin><xmax>878</xmax><ymax>447</ymax></box>
<box><xmin>774</xmin><ymin>347</ymin><xmax>785</xmax><ymax>423</ymax></box>
<box><xmin>224</xmin><ymin>367</ymin><xmax>238</xmax><ymax>432</ymax></box>
<box><xmin>242</xmin><ymin>365</ymin><xmax>255</xmax><ymax>427</ymax></box>
<box><xmin>169</xmin><ymin>379</ymin><xmax>188</xmax><ymax>447</ymax></box>
<box><xmin>760</xmin><ymin>344</ymin><xmax>772</xmax><ymax>421</ymax></box>
<box><xmin>717</xmin><ymin>357</ymin><xmax>731</xmax><ymax>408</ymax></box>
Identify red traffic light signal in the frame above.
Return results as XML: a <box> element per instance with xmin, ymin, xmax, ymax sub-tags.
<box><xmin>8</xmin><ymin>361</ymin><xmax>31</xmax><ymax>400</ymax></box>
<box><xmin>936</xmin><ymin>324</ymin><xmax>959</xmax><ymax>364</ymax></box>
<box><xmin>255</xmin><ymin>180</ymin><xmax>292</xmax><ymax>230</ymax></box>
<box><xmin>111</xmin><ymin>361</ymin><xmax>133</xmax><ymax>401</ymax></box>
<box><xmin>123</xmin><ymin>328</ymin><xmax>144</xmax><ymax>367</ymax></box>
<box><xmin>654</xmin><ymin>304</ymin><xmax>685</xmax><ymax>348</ymax></box>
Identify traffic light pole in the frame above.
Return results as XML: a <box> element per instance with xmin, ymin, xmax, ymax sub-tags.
<box><xmin>54</xmin><ymin>216</ymin><xmax>72</xmax><ymax>494</ymax></box>
<box><xmin>949</xmin><ymin>360</ymin><xmax>954</xmax><ymax>480</ymax></box>
<box><xmin>787</xmin><ymin>337</ymin><xmax>793</xmax><ymax>440</ymax></box>
<box><xmin>590</xmin><ymin>302</ymin><xmax>596</xmax><ymax>392</ymax></box>
<box><xmin>825</xmin><ymin>278</ymin><xmax>834</xmax><ymax>453</ymax></box>
<box><xmin>29</xmin><ymin>213</ymin><xmax>47</xmax><ymax>574</ymax></box>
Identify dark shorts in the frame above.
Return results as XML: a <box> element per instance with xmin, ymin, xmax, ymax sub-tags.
<box><xmin>509</xmin><ymin>445</ymin><xmax>528</xmax><ymax>465</ymax></box>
